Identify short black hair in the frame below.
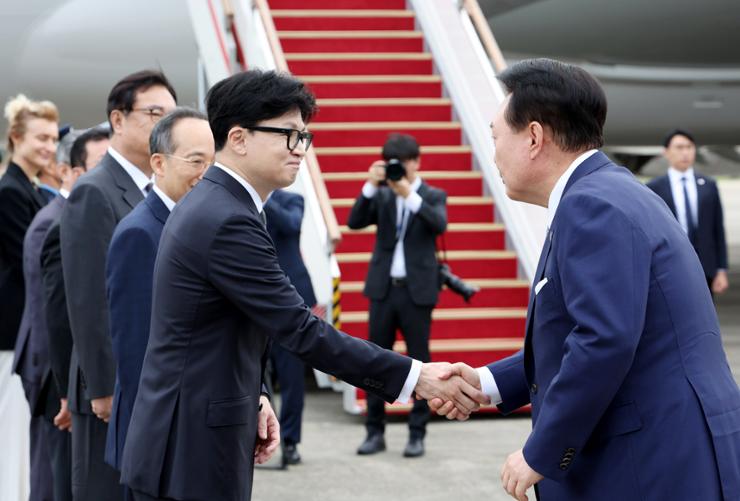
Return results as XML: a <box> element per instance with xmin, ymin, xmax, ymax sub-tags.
<box><xmin>70</xmin><ymin>127</ymin><xmax>110</xmax><ymax>169</ymax></box>
<box><xmin>206</xmin><ymin>69</ymin><xmax>317</xmax><ymax>151</ymax></box>
<box><xmin>106</xmin><ymin>70</ymin><xmax>177</xmax><ymax>128</ymax></box>
<box><xmin>663</xmin><ymin>128</ymin><xmax>696</xmax><ymax>148</ymax></box>
<box><xmin>382</xmin><ymin>133</ymin><xmax>420</xmax><ymax>162</ymax></box>
<box><xmin>149</xmin><ymin>107</ymin><xmax>208</xmax><ymax>155</ymax></box>
<box><xmin>498</xmin><ymin>58</ymin><xmax>607</xmax><ymax>152</ymax></box>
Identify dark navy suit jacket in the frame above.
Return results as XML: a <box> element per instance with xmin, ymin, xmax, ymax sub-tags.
<box><xmin>488</xmin><ymin>152</ymin><xmax>740</xmax><ymax>500</ymax></box>
<box><xmin>646</xmin><ymin>173</ymin><xmax>728</xmax><ymax>280</ymax></box>
<box><xmin>264</xmin><ymin>189</ymin><xmax>316</xmax><ymax>306</ymax></box>
<box><xmin>104</xmin><ymin>190</ymin><xmax>169</xmax><ymax>469</ymax></box>
<box><xmin>120</xmin><ymin>166</ymin><xmax>412</xmax><ymax>500</ymax></box>
<box><xmin>13</xmin><ymin>195</ymin><xmax>64</xmax><ymax>417</ymax></box>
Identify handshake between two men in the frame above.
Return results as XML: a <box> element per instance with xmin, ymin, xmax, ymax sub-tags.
<box><xmin>414</xmin><ymin>361</ymin><xmax>490</xmax><ymax>420</ymax></box>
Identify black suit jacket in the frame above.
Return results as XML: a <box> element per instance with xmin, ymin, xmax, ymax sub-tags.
<box><xmin>60</xmin><ymin>153</ymin><xmax>144</xmax><ymax>413</ymax></box>
<box><xmin>647</xmin><ymin>173</ymin><xmax>728</xmax><ymax>279</ymax></box>
<box><xmin>13</xmin><ymin>195</ymin><xmax>65</xmax><ymax>417</ymax></box>
<box><xmin>0</xmin><ymin>162</ymin><xmax>47</xmax><ymax>349</ymax></box>
<box><xmin>347</xmin><ymin>181</ymin><xmax>447</xmax><ymax>306</ymax></box>
<box><xmin>120</xmin><ymin>166</ymin><xmax>411</xmax><ymax>500</ymax></box>
<box><xmin>40</xmin><ymin>219</ymin><xmax>73</xmax><ymax>403</ymax></box>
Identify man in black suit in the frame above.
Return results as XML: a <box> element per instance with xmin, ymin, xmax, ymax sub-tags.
<box><xmin>60</xmin><ymin>71</ymin><xmax>176</xmax><ymax>501</ymax></box>
<box><xmin>120</xmin><ymin>69</ymin><xmax>486</xmax><ymax>501</ymax></box>
<box><xmin>264</xmin><ymin>189</ymin><xmax>317</xmax><ymax>466</ymax></box>
<box><xmin>647</xmin><ymin>129</ymin><xmax>729</xmax><ymax>294</ymax></box>
<box><xmin>348</xmin><ymin>134</ymin><xmax>447</xmax><ymax>458</ymax></box>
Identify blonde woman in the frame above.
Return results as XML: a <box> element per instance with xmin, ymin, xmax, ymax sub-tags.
<box><xmin>0</xmin><ymin>94</ymin><xmax>58</xmax><ymax>501</ymax></box>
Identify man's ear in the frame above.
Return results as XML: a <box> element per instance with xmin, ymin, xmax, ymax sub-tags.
<box><xmin>150</xmin><ymin>153</ymin><xmax>166</xmax><ymax>178</ymax></box>
<box><xmin>227</xmin><ymin>127</ymin><xmax>248</xmax><ymax>156</ymax></box>
<box><xmin>528</xmin><ymin>121</ymin><xmax>545</xmax><ymax>159</ymax></box>
<box><xmin>109</xmin><ymin>109</ymin><xmax>125</xmax><ymax>134</ymax></box>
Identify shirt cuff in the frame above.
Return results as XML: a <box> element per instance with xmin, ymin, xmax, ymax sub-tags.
<box><xmin>477</xmin><ymin>367</ymin><xmax>503</xmax><ymax>405</ymax></box>
<box><xmin>404</xmin><ymin>190</ymin><xmax>423</xmax><ymax>213</ymax></box>
<box><xmin>362</xmin><ymin>182</ymin><xmax>378</xmax><ymax>199</ymax></box>
<box><xmin>396</xmin><ymin>359</ymin><xmax>422</xmax><ymax>403</ymax></box>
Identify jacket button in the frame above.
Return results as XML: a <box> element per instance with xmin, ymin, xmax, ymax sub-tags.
<box><xmin>559</xmin><ymin>462</ymin><xmax>568</xmax><ymax>470</ymax></box>
<box><xmin>567</xmin><ymin>448</ymin><xmax>575</xmax><ymax>454</ymax></box>
<box><xmin>530</xmin><ymin>384</ymin><xmax>538</xmax><ymax>394</ymax></box>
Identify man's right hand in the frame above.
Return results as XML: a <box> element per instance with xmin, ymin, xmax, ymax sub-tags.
<box><xmin>367</xmin><ymin>160</ymin><xmax>386</xmax><ymax>187</ymax></box>
<box><xmin>91</xmin><ymin>395</ymin><xmax>113</xmax><ymax>423</ymax></box>
<box><xmin>428</xmin><ymin>363</ymin><xmax>486</xmax><ymax>420</ymax></box>
<box><xmin>415</xmin><ymin>362</ymin><xmax>489</xmax><ymax>420</ymax></box>
<box><xmin>54</xmin><ymin>398</ymin><xmax>72</xmax><ymax>431</ymax></box>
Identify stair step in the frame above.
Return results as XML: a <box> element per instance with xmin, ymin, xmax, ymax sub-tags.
<box><xmin>314</xmin><ymin>97</ymin><xmax>449</xmax><ymax>122</ymax></box>
<box><xmin>324</xmin><ymin>171</ymin><xmax>482</xmax><ymax>197</ymax></box>
<box><xmin>273</xmin><ymin>10</ymin><xmax>415</xmax><ymax>31</ymax></box>
<box><xmin>303</xmin><ymin>75</ymin><xmax>442</xmax><ymax>99</ymax></box>
<box><xmin>336</xmin><ymin>249</ymin><xmax>516</xmax><ymax>280</ymax></box>
<box><xmin>287</xmin><ymin>52</ymin><xmax>433</xmax><ymax>76</ymax></box>
<box><xmin>339</xmin><ymin>278</ymin><xmax>529</xmax><ymax>310</ymax></box>
<box><xmin>268</xmin><ymin>0</ymin><xmax>406</xmax><ymax>9</ymax></box>
<box><xmin>314</xmin><ymin>145</ymin><xmax>472</xmax><ymax>172</ymax></box>
<box><xmin>278</xmin><ymin>30</ymin><xmax>424</xmax><ymax>53</ymax></box>
<box><xmin>332</xmin><ymin>196</ymin><xmax>495</xmax><ymax>224</ymax></box>
<box><xmin>338</xmin><ymin>222</ymin><xmax>505</xmax><ymax>252</ymax></box>
<box><xmin>311</xmin><ymin>121</ymin><xmax>460</xmax><ymax>147</ymax></box>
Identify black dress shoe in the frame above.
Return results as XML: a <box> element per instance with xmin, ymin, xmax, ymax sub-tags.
<box><xmin>403</xmin><ymin>438</ymin><xmax>425</xmax><ymax>458</ymax></box>
<box><xmin>356</xmin><ymin>434</ymin><xmax>386</xmax><ymax>455</ymax></box>
<box><xmin>282</xmin><ymin>442</ymin><xmax>301</xmax><ymax>465</ymax></box>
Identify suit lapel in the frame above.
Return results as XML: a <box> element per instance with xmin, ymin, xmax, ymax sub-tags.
<box><xmin>103</xmin><ymin>153</ymin><xmax>145</xmax><ymax>210</ymax></box>
<box><xmin>695</xmin><ymin>175</ymin><xmax>708</xmax><ymax>221</ymax></box>
<box><xmin>144</xmin><ymin>191</ymin><xmax>170</xmax><ymax>226</ymax></box>
<box><xmin>402</xmin><ymin>182</ymin><xmax>427</xmax><ymax>238</ymax></box>
<box><xmin>7</xmin><ymin>163</ymin><xmax>46</xmax><ymax>209</ymax></box>
<box><xmin>203</xmin><ymin>166</ymin><xmax>259</xmax><ymax>215</ymax></box>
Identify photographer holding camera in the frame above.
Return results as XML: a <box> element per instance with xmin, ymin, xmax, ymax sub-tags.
<box><xmin>348</xmin><ymin>133</ymin><xmax>447</xmax><ymax>458</ymax></box>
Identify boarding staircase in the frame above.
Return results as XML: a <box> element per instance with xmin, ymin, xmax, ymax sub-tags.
<box><xmin>267</xmin><ymin>0</ymin><xmax>528</xmax><ymax>413</ymax></box>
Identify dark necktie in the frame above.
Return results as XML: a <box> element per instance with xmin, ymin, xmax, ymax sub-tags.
<box><xmin>144</xmin><ymin>182</ymin><xmax>153</xmax><ymax>194</ymax></box>
<box><xmin>681</xmin><ymin>176</ymin><xmax>697</xmax><ymax>245</ymax></box>
<box><xmin>396</xmin><ymin>205</ymin><xmax>408</xmax><ymax>240</ymax></box>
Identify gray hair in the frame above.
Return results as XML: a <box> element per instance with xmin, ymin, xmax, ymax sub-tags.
<box><xmin>56</xmin><ymin>129</ymin><xmax>84</xmax><ymax>164</ymax></box>
<box><xmin>149</xmin><ymin>107</ymin><xmax>208</xmax><ymax>155</ymax></box>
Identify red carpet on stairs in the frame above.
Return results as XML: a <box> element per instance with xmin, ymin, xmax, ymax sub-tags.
<box><xmin>268</xmin><ymin>0</ymin><xmax>529</xmax><ymax>413</ymax></box>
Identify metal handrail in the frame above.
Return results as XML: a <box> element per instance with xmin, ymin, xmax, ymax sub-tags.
<box><xmin>461</xmin><ymin>0</ymin><xmax>507</xmax><ymax>73</ymax></box>
<box><xmin>253</xmin><ymin>0</ymin><xmax>342</xmax><ymax>246</ymax></box>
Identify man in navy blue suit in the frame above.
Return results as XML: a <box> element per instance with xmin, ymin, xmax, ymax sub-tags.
<box><xmin>647</xmin><ymin>129</ymin><xmax>729</xmax><ymax>295</ymax></box>
<box><xmin>120</xmin><ymin>70</ymin><xmax>488</xmax><ymax>501</ymax></box>
<box><xmin>104</xmin><ymin>108</ymin><xmax>214</xmax><ymax>484</ymax></box>
<box><xmin>264</xmin><ymin>189</ymin><xmax>316</xmax><ymax>466</ymax></box>
<box><xmin>433</xmin><ymin>59</ymin><xmax>740</xmax><ymax>500</ymax></box>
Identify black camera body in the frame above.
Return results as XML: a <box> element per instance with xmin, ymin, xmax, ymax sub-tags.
<box><xmin>379</xmin><ymin>158</ymin><xmax>406</xmax><ymax>185</ymax></box>
<box><xmin>438</xmin><ymin>263</ymin><xmax>479</xmax><ymax>303</ymax></box>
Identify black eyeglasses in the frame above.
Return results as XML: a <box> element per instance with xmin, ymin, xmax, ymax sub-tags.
<box><xmin>246</xmin><ymin>126</ymin><xmax>313</xmax><ymax>152</ymax></box>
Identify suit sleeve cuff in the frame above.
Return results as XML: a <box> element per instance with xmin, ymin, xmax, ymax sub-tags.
<box><xmin>404</xmin><ymin>191</ymin><xmax>423</xmax><ymax>213</ymax></box>
<box><xmin>477</xmin><ymin>367</ymin><xmax>503</xmax><ymax>405</ymax></box>
<box><xmin>396</xmin><ymin>359</ymin><xmax>422</xmax><ymax>403</ymax></box>
<box><xmin>362</xmin><ymin>182</ymin><xmax>378</xmax><ymax>199</ymax></box>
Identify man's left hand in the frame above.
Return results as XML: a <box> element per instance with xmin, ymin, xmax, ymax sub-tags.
<box><xmin>254</xmin><ymin>395</ymin><xmax>280</xmax><ymax>464</ymax></box>
<box><xmin>712</xmin><ymin>270</ymin><xmax>729</xmax><ymax>295</ymax></box>
<box><xmin>501</xmin><ymin>449</ymin><xmax>544</xmax><ymax>501</ymax></box>
<box><xmin>388</xmin><ymin>177</ymin><xmax>411</xmax><ymax>198</ymax></box>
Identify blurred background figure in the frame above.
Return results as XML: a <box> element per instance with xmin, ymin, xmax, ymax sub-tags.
<box><xmin>348</xmin><ymin>134</ymin><xmax>447</xmax><ymax>459</ymax></box>
<box><xmin>35</xmin><ymin>126</ymin><xmax>70</xmax><ymax>202</ymax></box>
<box><xmin>0</xmin><ymin>94</ymin><xmax>58</xmax><ymax>501</ymax></box>
<box><xmin>104</xmin><ymin>108</ymin><xmax>213</xmax><ymax>500</ymax></box>
<box><xmin>12</xmin><ymin>126</ymin><xmax>100</xmax><ymax>501</ymax></box>
<box><xmin>264</xmin><ymin>189</ymin><xmax>317</xmax><ymax>467</ymax></box>
<box><xmin>647</xmin><ymin>129</ymin><xmax>729</xmax><ymax>295</ymax></box>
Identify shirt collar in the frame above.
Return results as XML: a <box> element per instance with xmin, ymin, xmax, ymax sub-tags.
<box><xmin>59</xmin><ymin>188</ymin><xmax>70</xmax><ymax>199</ymax></box>
<box><xmin>667</xmin><ymin>166</ymin><xmax>695</xmax><ymax>182</ymax></box>
<box><xmin>107</xmin><ymin>146</ymin><xmax>152</xmax><ymax>193</ymax></box>
<box><xmin>214</xmin><ymin>162</ymin><xmax>266</xmax><ymax>214</ymax></box>
<box><xmin>547</xmin><ymin>149</ymin><xmax>598</xmax><ymax>228</ymax></box>
<box><xmin>152</xmin><ymin>184</ymin><xmax>176</xmax><ymax>212</ymax></box>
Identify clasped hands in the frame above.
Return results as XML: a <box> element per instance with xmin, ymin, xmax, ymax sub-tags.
<box><xmin>413</xmin><ymin>362</ymin><xmax>490</xmax><ymax>420</ymax></box>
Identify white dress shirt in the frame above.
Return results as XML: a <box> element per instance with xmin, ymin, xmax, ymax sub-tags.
<box><xmin>151</xmin><ymin>184</ymin><xmax>176</xmax><ymax>212</ymax></box>
<box><xmin>108</xmin><ymin>146</ymin><xmax>153</xmax><ymax>197</ymax></box>
<box><xmin>217</xmin><ymin>161</ymin><xmax>421</xmax><ymax>403</ymax></box>
<box><xmin>476</xmin><ymin>149</ymin><xmax>598</xmax><ymax>405</ymax></box>
<box><xmin>667</xmin><ymin>166</ymin><xmax>699</xmax><ymax>235</ymax></box>
<box><xmin>361</xmin><ymin>177</ymin><xmax>423</xmax><ymax>278</ymax></box>
<box><xmin>59</xmin><ymin>188</ymin><xmax>70</xmax><ymax>199</ymax></box>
